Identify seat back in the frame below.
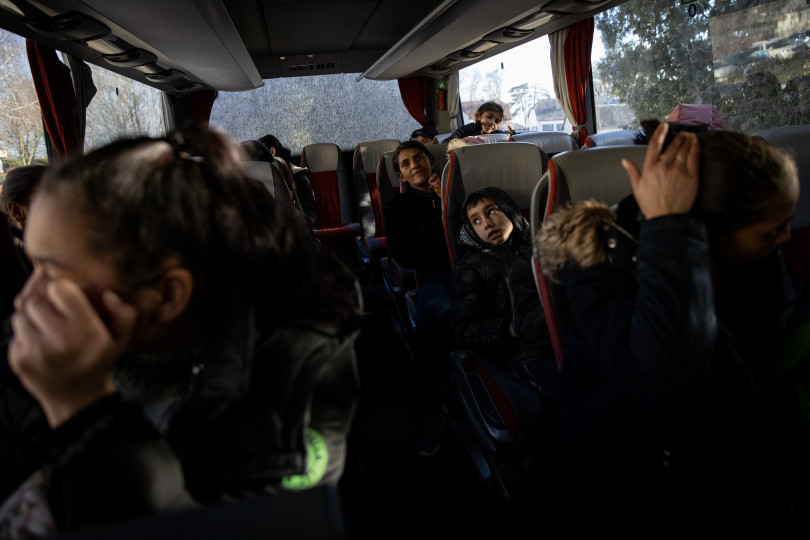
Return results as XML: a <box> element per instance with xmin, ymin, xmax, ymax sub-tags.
<box><xmin>756</xmin><ymin>124</ymin><xmax>810</xmax><ymax>296</ymax></box>
<box><xmin>442</xmin><ymin>142</ymin><xmax>547</xmax><ymax>269</ymax></box>
<box><xmin>584</xmin><ymin>129</ymin><xmax>643</xmax><ymax>148</ymax></box>
<box><xmin>376</xmin><ymin>150</ymin><xmax>400</xmax><ymax>208</ymax></box>
<box><xmin>428</xmin><ymin>142</ymin><xmax>449</xmax><ymax>180</ymax></box>
<box><xmin>511</xmin><ymin>131</ymin><xmax>579</xmax><ymax>156</ymax></box>
<box><xmin>477</xmin><ymin>133</ymin><xmax>511</xmax><ymax>143</ymax></box>
<box><xmin>531</xmin><ymin>145</ymin><xmax>647</xmax><ymax>369</ymax></box>
<box><xmin>435</xmin><ymin>133</ymin><xmax>451</xmax><ymax>144</ymax></box>
<box><xmin>301</xmin><ymin>143</ymin><xmax>355</xmax><ymax>228</ymax></box>
<box><xmin>352</xmin><ymin>139</ymin><xmax>400</xmax><ymax>238</ymax></box>
<box><xmin>242</xmin><ymin>161</ymin><xmax>276</xmax><ymax>198</ymax></box>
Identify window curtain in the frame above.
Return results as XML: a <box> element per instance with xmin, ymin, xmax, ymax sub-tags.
<box><xmin>188</xmin><ymin>89</ymin><xmax>218</xmax><ymax>125</ymax></box>
<box><xmin>397</xmin><ymin>76</ymin><xmax>429</xmax><ymax>126</ymax></box>
<box><xmin>447</xmin><ymin>72</ymin><xmax>460</xmax><ymax>131</ymax></box>
<box><xmin>66</xmin><ymin>55</ymin><xmax>97</xmax><ymax>154</ymax></box>
<box><xmin>549</xmin><ymin>17</ymin><xmax>594</xmax><ymax>146</ymax></box>
<box><xmin>26</xmin><ymin>40</ymin><xmax>79</xmax><ymax>159</ymax></box>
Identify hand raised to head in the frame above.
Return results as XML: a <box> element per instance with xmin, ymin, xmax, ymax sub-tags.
<box><xmin>622</xmin><ymin>122</ymin><xmax>700</xmax><ymax>220</ymax></box>
<box><xmin>10</xmin><ymin>279</ymin><xmax>138</xmax><ymax>426</ymax></box>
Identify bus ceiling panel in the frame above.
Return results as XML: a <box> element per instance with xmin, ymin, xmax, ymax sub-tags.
<box><xmin>361</xmin><ymin>0</ymin><xmax>551</xmax><ymax>80</ymax></box>
<box><xmin>408</xmin><ymin>0</ymin><xmax>628</xmax><ymax>80</ymax></box>
<box><xmin>75</xmin><ymin>0</ymin><xmax>264</xmax><ymax>91</ymax></box>
<box><xmin>263</xmin><ymin>1</ymin><xmax>377</xmax><ymax>56</ymax></box>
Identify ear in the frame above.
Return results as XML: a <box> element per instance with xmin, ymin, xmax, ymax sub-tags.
<box><xmin>151</xmin><ymin>267</ymin><xmax>195</xmax><ymax>324</ymax></box>
<box><xmin>7</xmin><ymin>202</ymin><xmax>26</xmax><ymax>228</ymax></box>
<box><xmin>269</xmin><ymin>147</ymin><xmax>276</xmax><ymax>156</ymax></box>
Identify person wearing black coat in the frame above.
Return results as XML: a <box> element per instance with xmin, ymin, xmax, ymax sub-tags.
<box><xmin>534</xmin><ymin>123</ymin><xmax>801</xmax><ymax>533</ymax></box>
<box><xmin>452</xmin><ymin>187</ymin><xmax>557</xmax><ymax>397</ymax></box>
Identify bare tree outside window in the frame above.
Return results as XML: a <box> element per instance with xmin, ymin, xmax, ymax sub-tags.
<box><xmin>0</xmin><ymin>31</ymin><xmax>44</xmax><ymax>167</ymax></box>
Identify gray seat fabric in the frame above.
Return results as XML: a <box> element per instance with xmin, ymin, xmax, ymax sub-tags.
<box><xmin>755</xmin><ymin>124</ymin><xmax>810</xmax><ymax>228</ymax></box>
<box><xmin>512</xmin><ymin>131</ymin><xmax>579</xmax><ymax>156</ymax></box>
<box><xmin>376</xmin><ymin>150</ymin><xmax>400</xmax><ymax>210</ymax></box>
<box><xmin>530</xmin><ymin>145</ymin><xmax>647</xmax><ymax>237</ymax></box>
<box><xmin>300</xmin><ymin>142</ymin><xmax>356</xmax><ymax>229</ymax></box>
<box><xmin>242</xmin><ymin>161</ymin><xmax>275</xmax><ymax>198</ymax></box>
<box><xmin>529</xmin><ymin>144</ymin><xmax>647</xmax><ymax>370</ymax></box>
<box><xmin>584</xmin><ymin>129</ymin><xmax>644</xmax><ymax>148</ymax></box>
<box><xmin>442</xmin><ymin>141</ymin><xmax>547</xmax><ymax>268</ymax></box>
<box><xmin>353</xmin><ymin>139</ymin><xmax>400</xmax><ymax>237</ymax></box>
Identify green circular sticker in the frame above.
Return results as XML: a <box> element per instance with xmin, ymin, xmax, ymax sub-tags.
<box><xmin>281</xmin><ymin>428</ymin><xmax>329</xmax><ymax>490</ymax></box>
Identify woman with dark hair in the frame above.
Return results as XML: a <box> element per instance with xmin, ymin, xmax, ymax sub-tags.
<box><xmin>0</xmin><ymin>126</ymin><xmax>362</xmax><ymax>534</ymax></box>
<box><xmin>535</xmin><ymin>121</ymin><xmax>800</xmax><ymax>529</ymax></box>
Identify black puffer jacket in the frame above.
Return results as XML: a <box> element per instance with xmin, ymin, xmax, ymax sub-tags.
<box><xmin>536</xmin><ymin>193</ymin><xmax>794</xmax><ymax>523</ymax></box>
<box><xmin>452</xmin><ymin>187</ymin><xmax>556</xmax><ymax>393</ymax></box>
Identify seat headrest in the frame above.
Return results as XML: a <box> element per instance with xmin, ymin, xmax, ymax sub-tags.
<box><xmin>445</xmin><ymin>142</ymin><xmax>546</xmax><ymax>210</ymax></box>
<box><xmin>302</xmin><ymin>143</ymin><xmax>341</xmax><ymax>173</ymax></box>
<box><xmin>584</xmin><ymin>130</ymin><xmax>643</xmax><ymax>148</ymax></box>
<box><xmin>552</xmin><ymin>145</ymin><xmax>646</xmax><ymax>206</ymax></box>
<box><xmin>356</xmin><ymin>139</ymin><xmax>400</xmax><ymax>173</ymax></box>
<box><xmin>512</xmin><ymin>131</ymin><xmax>579</xmax><ymax>154</ymax></box>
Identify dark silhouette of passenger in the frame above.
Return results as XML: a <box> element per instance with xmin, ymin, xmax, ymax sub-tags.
<box><xmin>0</xmin><ymin>126</ymin><xmax>362</xmax><ymax>535</ymax></box>
<box><xmin>535</xmin><ymin>121</ymin><xmax>800</xmax><ymax>531</ymax></box>
<box><xmin>383</xmin><ymin>140</ymin><xmax>454</xmax><ymax>456</ymax></box>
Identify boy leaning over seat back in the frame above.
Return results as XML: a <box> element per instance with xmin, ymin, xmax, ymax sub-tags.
<box><xmin>451</xmin><ymin>186</ymin><xmax>560</xmax><ymax>400</ymax></box>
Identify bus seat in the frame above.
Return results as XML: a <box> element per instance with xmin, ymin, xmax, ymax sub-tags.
<box><xmin>477</xmin><ymin>133</ymin><xmax>511</xmax><ymax>143</ymax></box>
<box><xmin>435</xmin><ymin>133</ymin><xmax>451</xmax><ymax>144</ymax></box>
<box><xmin>511</xmin><ymin>131</ymin><xmax>579</xmax><ymax>156</ymax></box>
<box><xmin>756</xmin><ymin>124</ymin><xmax>810</xmax><ymax>296</ymax></box>
<box><xmin>352</xmin><ymin>139</ymin><xmax>400</xmax><ymax>239</ymax></box>
<box><xmin>442</xmin><ymin>141</ymin><xmax>547</xmax><ymax>269</ymax></box>
<box><xmin>428</xmin><ymin>142</ymin><xmax>449</xmax><ymax>179</ymax></box>
<box><xmin>300</xmin><ymin>143</ymin><xmax>358</xmax><ymax>230</ymax></box>
<box><xmin>242</xmin><ymin>161</ymin><xmax>276</xmax><ymax>198</ymax></box>
<box><xmin>300</xmin><ymin>143</ymin><xmax>361</xmax><ymax>267</ymax></box>
<box><xmin>584</xmin><ymin>129</ymin><xmax>644</xmax><ymax>148</ymax></box>
<box><xmin>531</xmin><ymin>145</ymin><xmax>647</xmax><ymax>370</ymax></box>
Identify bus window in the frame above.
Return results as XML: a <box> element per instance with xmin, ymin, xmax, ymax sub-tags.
<box><xmin>593</xmin><ymin>0</ymin><xmax>810</xmax><ymax>134</ymax></box>
<box><xmin>0</xmin><ymin>29</ymin><xmax>46</xmax><ymax>174</ymax></box>
<box><xmin>457</xmin><ymin>39</ymin><xmax>572</xmax><ymax>133</ymax></box>
<box><xmin>209</xmin><ymin>73</ymin><xmax>420</xmax><ymax>154</ymax></box>
<box><xmin>84</xmin><ymin>65</ymin><xmax>165</xmax><ymax>150</ymax></box>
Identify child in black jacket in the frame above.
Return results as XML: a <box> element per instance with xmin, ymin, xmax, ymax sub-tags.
<box><xmin>452</xmin><ymin>186</ymin><xmax>559</xmax><ymax>398</ymax></box>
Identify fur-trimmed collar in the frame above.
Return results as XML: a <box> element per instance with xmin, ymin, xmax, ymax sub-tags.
<box><xmin>536</xmin><ymin>195</ymin><xmax>642</xmax><ymax>282</ymax></box>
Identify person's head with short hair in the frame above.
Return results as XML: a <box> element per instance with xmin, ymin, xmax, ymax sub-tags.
<box><xmin>239</xmin><ymin>140</ymin><xmax>273</xmax><ymax>162</ymax></box>
<box><xmin>475</xmin><ymin>102</ymin><xmax>505</xmax><ymax>134</ymax></box>
<box><xmin>461</xmin><ymin>186</ymin><xmax>525</xmax><ymax>247</ymax></box>
<box><xmin>392</xmin><ymin>140</ymin><xmax>436</xmax><ymax>193</ymax></box>
<box><xmin>411</xmin><ymin>129</ymin><xmax>433</xmax><ymax>146</ymax></box>
<box><xmin>0</xmin><ymin>164</ymin><xmax>47</xmax><ymax>232</ymax></box>
<box><xmin>258</xmin><ymin>134</ymin><xmax>292</xmax><ymax>163</ymax></box>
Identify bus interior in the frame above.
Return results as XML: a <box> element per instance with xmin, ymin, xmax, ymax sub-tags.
<box><xmin>0</xmin><ymin>0</ymin><xmax>808</xmax><ymax>537</ymax></box>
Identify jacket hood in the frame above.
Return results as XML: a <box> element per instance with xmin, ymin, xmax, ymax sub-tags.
<box><xmin>536</xmin><ymin>196</ymin><xmax>642</xmax><ymax>282</ymax></box>
<box><xmin>458</xmin><ymin>186</ymin><xmax>530</xmax><ymax>253</ymax></box>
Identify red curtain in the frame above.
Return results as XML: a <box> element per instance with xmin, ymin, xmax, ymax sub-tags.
<box><xmin>26</xmin><ymin>40</ymin><xmax>79</xmax><ymax>159</ymax></box>
<box><xmin>397</xmin><ymin>76</ymin><xmax>429</xmax><ymax>126</ymax></box>
<box><xmin>188</xmin><ymin>89</ymin><xmax>218</xmax><ymax>125</ymax></box>
<box><xmin>563</xmin><ymin>18</ymin><xmax>594</xmax><ymax>147</ymax></box>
